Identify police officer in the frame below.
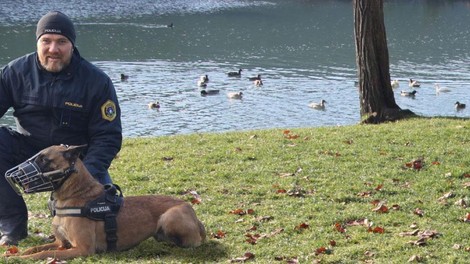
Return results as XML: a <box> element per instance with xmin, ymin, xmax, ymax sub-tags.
<box><xmin>0</xmin><ymin>11</ymin><xmax>122</xmax><ymax>246</ymax></box>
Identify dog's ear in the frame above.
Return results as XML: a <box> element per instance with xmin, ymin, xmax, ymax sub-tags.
<box><xmin>62</xmin><ymin>144</ymin><xmax>88</xmax><ymax>163</ymax></box>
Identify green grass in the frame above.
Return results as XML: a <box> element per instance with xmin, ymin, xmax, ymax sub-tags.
<box><xmin>4</xmin><ymin>117</ymin><xmax>470</xmax><ymax>263</ymax></box>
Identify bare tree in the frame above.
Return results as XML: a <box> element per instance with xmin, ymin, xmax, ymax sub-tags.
<box><xmin>353</xmin><ymin>0</ymin><xmax>415</xmax><ymax>123</ymax></box>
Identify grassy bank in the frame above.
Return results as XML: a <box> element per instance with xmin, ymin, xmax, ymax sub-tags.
<box><xmin>7</xmin><ymin>117</ymin><xmax>470</xmax><ymax>263</ymax></box>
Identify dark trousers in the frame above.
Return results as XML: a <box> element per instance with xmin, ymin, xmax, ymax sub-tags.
<box><xmin>0</xmin><ymin>127</ymin><xmax>39</xmax><ymax>239</ymax></box>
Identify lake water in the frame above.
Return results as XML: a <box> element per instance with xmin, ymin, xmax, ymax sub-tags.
<box><xmin>1</xmin><ymin>0</ymin><xmax>469</xmax><ymax>137</ymax></box>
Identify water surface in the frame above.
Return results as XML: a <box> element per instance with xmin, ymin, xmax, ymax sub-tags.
<box><xmin>1</xmin><ymin>0</ymin><xmax>469</xmax><ymax>137</ymax></box>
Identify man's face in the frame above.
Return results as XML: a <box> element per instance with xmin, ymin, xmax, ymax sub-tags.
<box><xmin>37</xmin><ymin>34</ymin><xmax>73</xmax><ymax>73</ymax></box>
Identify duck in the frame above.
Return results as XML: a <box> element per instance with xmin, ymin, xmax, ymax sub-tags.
<box><xmin>400</xmin><ymin>90</ymin><xmax>417</xmax><ymax>97</ymax></box>
<box><xmin>254</xmin><ymin>79</ymin><xmax>263</xmax><ymax>87</ymax></box>
<box><xmin>148</xmin><ymin>101</ymin><xmax>160</xmax><ymax>109</ymax></box>
<box><xmin>308</xmin><ymin>99</ymin><xmax>326</xmax><ymax>110</ymax></box>
<box><xmin>455</xmin><ymin>101</ymin><xmax>466</xmax><ymax>110</ymax></box>
<box><xmin>248</xmin><ymin>74</ymin><xmax>261</xmax><ymax>81</ymax></box>
<box><xmin>434</xmin><ymin>83</ymin><xmax>451</xmax><ymax>94</ymax></box>
<box><xmin>227</xmin><ymin>69</ymin><xmax>242</xmax><ymax>77</ymax></box>
<box><xmin>199</xmin><ymin>74</ymin><xmax>209</xmax><ymax>83</ymax></box>
<box><xmin>201</xmin><ymin>89</ymin><xmax>220</xmax><ymax>96</ymax></box>
<box><xmin>197</xmin><ymin>79</ymin><xmax>207</xmax><ymax>88</ymax></box>
<box><xmin>120</xmin><ymin>73</ymin><xmax>129</xmax><ymax>81</ymax></box>
<box><xmin>227</xmin><ymin>91</ymin><xmax>243</xmax><ymax>99</ymax></box>
<box><xmin>391</xmin><ymin>79</ymin><xmax>400</xmax><ymax>89</ymax></box>
<box><xmin>167</xmin><ymin>22</ymin><xmax>173</xmax><ymax>28</ymax></box>
<box><xmin>409</xmin><ymin>78</ymin><xmax>420</xmax><ymax>88</ymax></box>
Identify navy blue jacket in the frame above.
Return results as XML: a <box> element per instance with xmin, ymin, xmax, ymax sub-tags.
<box><xmin>0</xmin><ymin>49</ymin><xmax>122</xmax><ymax>181</ymax></box>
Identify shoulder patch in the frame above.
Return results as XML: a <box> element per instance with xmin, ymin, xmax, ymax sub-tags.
<box><xmin>101</xmin><ymin>100</ymin><xmax>117</xmax><ymax>121</ymax></box>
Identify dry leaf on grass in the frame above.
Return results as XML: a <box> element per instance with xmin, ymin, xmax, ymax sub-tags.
<box><xmin>230</xmin><ymin>252</ymin><xmax>255</xmax><ymax>262</ymax></box>
<box><xmin>413</xmin><ymin>208</ymin><xmax>424</xmax><ymax>217</ymax></box>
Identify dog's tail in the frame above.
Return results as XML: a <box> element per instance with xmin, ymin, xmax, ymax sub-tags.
<box><xmin>154</xmin><ymin>203</ymin><xmax>205</xmax><ymax>247</ymax></box>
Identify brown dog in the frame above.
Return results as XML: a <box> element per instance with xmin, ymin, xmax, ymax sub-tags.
<box><xmin>5</xmin><ymin>144</ymin><xmax>205</xmax><ymax>260</ymax></box>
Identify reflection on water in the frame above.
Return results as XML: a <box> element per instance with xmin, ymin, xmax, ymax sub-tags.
<box><xmin>1</xmin><ymin>0</ymin><xmax>469</xmax><ymax>137</ymax></box>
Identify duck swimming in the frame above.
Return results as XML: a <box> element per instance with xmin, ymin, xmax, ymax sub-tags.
<box><xmin>408</xmin><ymin>79</ymin><xmax>420</xmax><ymax>88</ymax></box>
<box><xmin>120</xmin><ymin>73</ymin><xmax>129</xmax><ymax>81</ymax></box>
<box><xmin>197</xmin><ymin>79</ymin><xmax>207</xmax><ymax>88</ymax></box>
<box><xmin>201</xmin><ymin>89</ymin><xmax>220</xmax><ymax>96</ymax></box>
<box><xmin>227</xmin><ymin>91</ymin><xmax>243</xmax><ymax>99</ymax></box>
<box><xmin>227</xmin><ymin>69</ymin><xmax>242</xmax><ymax>77</ymax></box>
<box><xmin>254</xmin><ymin>79</ymin><xmax>263</xmax><ymax>86</ymax></box>
<box><xmin>248</xmin><ymin>74</ymin><xmax>261</xmax><ymax>81</ymax></box>
<box><xmin>391</xmin><ymin>79</ymin><xmax>399</xmax><ymax>89</ymax></box>
<box><xmin>309</xmin><ymin>99</ymin><xmax>326</xmax><ymax>110</ymax></box>
<box><xmin>434</xmin><ymin>83</ymin><xmax>451</xmax><ymax>94</ymax></box>
<box><xmin>455</xmin><ymin>101</ymin><xmax>466</xmax><ymax>110</ymax></box>
<box><xmin>400</xmin><ymin>90</ymin><xmax>417</xmax><ymax>97</ymax></box>
<box><xmin>148</xmin><ymin>101</ymin><xmax>160</xmax><ymax>109</ymax></box>
<box><xmin>199</xmin><ymin>74</ymin><xmax>209</xmax><ymax>83</ymax></box>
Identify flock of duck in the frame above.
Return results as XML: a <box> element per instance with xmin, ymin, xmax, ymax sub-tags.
<box><xmin>196</xmin><ymin>69</ymin><xmax>263</xmax><ymax>98</ymax></box>
<box><xmin>121</xmin><ymin>71</ymin><xmax>465</xmax><ymax>112</ymax></box>
<box><xmin>136</xmin><ymin>68</ymin><xmax>324</xmax><ymax>111</ymax></box>
<box><xmin>392</xmin><ymin>78</ymin><xmax>466</xmax><ymax>110</ymax></box>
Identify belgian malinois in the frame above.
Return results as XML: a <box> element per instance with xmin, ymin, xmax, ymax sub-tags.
<box><xmin>4</xmin><ymin>144</ymin><xmax>206</xmax><ymax>260</ymax></box>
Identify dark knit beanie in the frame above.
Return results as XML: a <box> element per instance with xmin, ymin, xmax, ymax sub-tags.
<box><xmin>36</xmin><ymin>11</ymin><xmax>76</xmax><ymax>46</ymax></box>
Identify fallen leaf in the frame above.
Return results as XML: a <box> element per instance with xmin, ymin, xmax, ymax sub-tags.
<box><xmin>408</xmin><ymin>237</ymin><xmax>427</xmax><ymax>246</ymax></box>
<box><xmin>413</xmin><ymin>208</ymin><xmax>424</xmax><ymax>217</ymax></box>
<box><xmin>294</xmin><ymin>222</ymin><xmax>309</xmax><ymax>231</ymax></box>
<box><xmin>334</xmin><ymin>222</ymin><xmax>346</xmax><ymax>233</ymax></box>
<box><xmin>345</xmin><ymin>218</ymin><xmax>369</xmax><ymax>227</ymax></box>
<box><xmin>255</xmin><ymin>215</ymin><xmax>274</xmax><ymax>222</ymax></box>
<box><xmin>368</xmin><ymin>226</ymin><xmax>385</xmax><ymax>234</ymax></box>
<box><xmin>247</xmin><ymin>226</ymin><xmax>257</xmax><ymax>231</ymax></box>
<box><xmin>408</xmin><ymin>255</ymin><xmax>422</xmax><ymax>262</ymax></box>
<box><xmin>463</xmin><ymin>212</ymin><xmax>470</xmax><ymax>222</ymax></box>
<box><xmin>329</xmin><ymin>240</ymin><xmax>337</xmax><ymax>246</ymax></box>
<box><xmin>372</xmin><ymin>203</ymin><xmax>389</xmax><ymax>213</ymax></box>
<box><xmin>315</xmin><ymin>246</ymin><xmax>328</xmax><ymax>255</ymax></box>
<box><xmin>46</xmin><ymin>258</ymin><xmax>67</xmax><ymax>264</ymax></box>
<box><xmin>286</xmin><ymin>257</ymin><xmax>299</xmax><ymax>264</ymax></box>
<box><xmin>230</xmin><ymin>209</ymin><xmax>246</xmax><ymax>215</ymax></box>
<box><xmin>418</xmin><ymin>229</ymin><xmax>440</xmax><ymax>239</ymax></box>
<box><xmin>375</xmin><ymin>184</ymin><xmax>384</xmax><ymax>191</ymax></box>
<box><xmin>212</xmin><ymin>230</ymin><xmax>226</xmax><ymax>239</ymax></box>
<box><xmin>453</xmin><ymin>244</ymin><xmax>462</xmax><ymax>250</ymax></box>
<box><xmin>437</xmin><ymin>191</ymin><xmax>454</xmax><ymax>201</ymax></box>
<box><xmin>357</xmin><ymin>191</ymin><xmax>372</xmax><ymax>197</ymax></box>
<box><xmin>4</xmin><ymin>245</ymin><xmax>19</xmax><ymax>255</ymax></box>
<box><xmin>230</xmin><ymin>252</ymin><xmax>255</xmax><ymax>262</ymax></box>
<box><xmin>454</xmin><ymin>199</ymin><xmax>467</xmax><ymax>208</ymax></box>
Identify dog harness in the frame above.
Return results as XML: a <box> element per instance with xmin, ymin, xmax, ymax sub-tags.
<box><xmin>50</xmin><ymin>184</ymin><xmax>124</xmax><ymax>251</ymax></box>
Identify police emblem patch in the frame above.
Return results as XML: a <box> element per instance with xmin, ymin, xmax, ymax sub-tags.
<box><xmin>101</xmin><ymin>100</ymin><xmax>117</xmax><ymax>121</ymax></box>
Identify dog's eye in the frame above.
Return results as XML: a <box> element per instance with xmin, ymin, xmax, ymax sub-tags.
<box><xmin>36</xmin><ymin>155</ymin><xmax>51</xmax><ymax>168</ymax></box>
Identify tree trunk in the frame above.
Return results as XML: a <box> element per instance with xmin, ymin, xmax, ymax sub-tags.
<box><xmin>353</xmin><ymin>0</ymin><xmax>415</xmax><ymax>123</ymax></box>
